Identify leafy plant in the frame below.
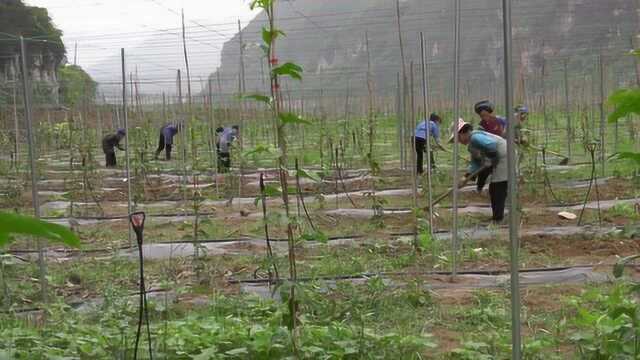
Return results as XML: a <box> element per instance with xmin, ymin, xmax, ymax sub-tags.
<box><xmin>569</xmin><ymin>283</ymin><xmax>640</xmax><ymax>359</ymax></box>
<box><xmin>0</xmin><ymin>212</ymin><xmax>80</xmax><ymax>248</ymax></box>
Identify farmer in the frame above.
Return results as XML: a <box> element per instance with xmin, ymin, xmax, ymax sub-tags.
<box><xmin>217</xmin><ymin>125</ymin><xmax>239</xmax><ymax>172</ymax></box>
<box><xmin>214</xmin><ymin>127</ymin><xmax>224</xmax><ymax>154</ymax></box>
<box><xmin>102</xmin><ymin>128</ymin><xmax>126</xmax><ymax>168</ymax></box>
<box><xmin>474</xmin><ymin>100</ymin><xmax>507</xmax><ymax>137</ymax></box>
<box><xmin>513</xmin><ymin>105</ymin><xmax>529</xmax><ymax>145</ymax></box>
<box><xmin>154</xmin><ymin>123</ymin><xmax>181</xmax><ymax>160</ymax></box>
<box><xmin>451</xmin><ymin>120</ymin><xmax>508</xmax><ymax>223</ymax></box>
<box><xmin>414</xmin><ymin>113</ymin><xmax>445</xmax><ymax>174</ymax></box>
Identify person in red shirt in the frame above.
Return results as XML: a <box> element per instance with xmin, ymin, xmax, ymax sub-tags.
<box><xmin>474</xmin><ymin>100</ymin><xmax>506</xmax><ymax>137</ymax></box>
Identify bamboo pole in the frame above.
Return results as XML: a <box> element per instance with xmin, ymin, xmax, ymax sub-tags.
<box><xmin>12</xmin><ymin>74</ymin><xmax>19</xmax><ymax>166</ymax></box>
<box><xmin>409</xmin><ymin>60</ymin><xmax>419</xmax><ymax>250</ymax></box>
<box><xmin>238</xmin><ymin>19</ymin><xmax>246</xmax><ymax>197</ymax></box>
<box><xmin>365</xmin><ymin>31</ymin><xmax>375</xmax><ymax>163</ymax></box>
<box><xmin>564</xmin><ymin>59</ymin><xmax>572</xmax><ymax>158</ymax></box>
<box><xmin>420</xmin><ymin>32</ymin><xmax>435</xmax><ymax>240</ymax></box>
<box><xmin>121</xmin><ymin>49</ymin><xmax>133</xmax><ymax>248</ymax></box>
<box><xmin>20</xmin><ymin>36</ymin><xmax>47</xmax><ymax>302</ymax></box>
<box><xmin>599</xmin><ymin>53</ymin><xmax>606</xmax><ymax>176</ymax></box>
<box><xmin>502</xmin><ymin>0</ymin><xmax>522</xmax><ymax>357</ymax></box>
<box><xmin>451</xmin><ymin>0</ymin><xmax>461</xmax><ymax>278</ymax></box>
<box><xmin>396</xmin><ymin>0</ymin><xmax>407</xmax><ymax>169</ymax></box>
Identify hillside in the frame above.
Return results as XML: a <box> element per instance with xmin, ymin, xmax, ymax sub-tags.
<box><xmin>210</xmin><ymin>0</ymin><xmax>637</xmax><ymax>108</ymax></box>
<box><xmin>0</xmin><ymin>0</ymin><xmax>66</xmax><ymax>103</ymax></box>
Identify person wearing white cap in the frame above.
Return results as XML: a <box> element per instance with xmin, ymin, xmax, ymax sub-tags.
<box><xmin>450</xmin><ymin>119</ymin><xmax>508</xmax><ymax>223</ymax></box>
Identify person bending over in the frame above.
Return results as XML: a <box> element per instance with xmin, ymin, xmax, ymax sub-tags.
<box><xmin>451</xmin><ymin>120</ymin><xmax>508</xmax><ymax>223</ymax></box>
<box><xmin>102</xmin><ymin>128</ymin><xmax>126</xmax><ymax>167</ymax></box>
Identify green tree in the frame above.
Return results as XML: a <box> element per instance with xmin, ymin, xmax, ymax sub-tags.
<box><xmin>58</xmin><ymin>64</ymin><xmax>97</xmax><ymax>107</ymax></box>
<box><xmin>0</xmin><ymin>0</ymin><xmax>65</xmax><ymax>60</ymax></box>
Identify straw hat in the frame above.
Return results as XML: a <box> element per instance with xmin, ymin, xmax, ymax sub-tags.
<box><xmin>448</xmin><ymin>118</ymin><xmax>470</xmax><ymax>143</ymax></box>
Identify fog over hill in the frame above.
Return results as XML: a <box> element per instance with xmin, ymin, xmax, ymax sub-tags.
<box><xmin>208</xmin><ymin>0</ymin><xmax>637</xmax><ymax>110</ymax></box>
<box><xmin>92</xmin><ymin>0</ymin><xmax>638</xmax><ymax>107</ymax></box>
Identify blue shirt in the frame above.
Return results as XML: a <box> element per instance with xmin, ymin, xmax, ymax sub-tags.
<box><xmin>496</xmin><ymin>116</ymin><xmax>507</xmax><ymax>129</ymax></box>
<box><xmin>414</xmin><ymin>120</ymin><xmax>440</xmax><ymax>140</ymax></box>
<box><xmin>162</xmin><ymin>124</ymin><xmax>179</xmax><ymax>145</ymax></box>
<box><xmin>468</xmin><ymin>130</ymin><xmax>500</xmax><ymax>174</ymax></box>
<box><xmin>218</xmin><ymin>128</ymin><xmax>238</xmax><ymax>153</ymax></box>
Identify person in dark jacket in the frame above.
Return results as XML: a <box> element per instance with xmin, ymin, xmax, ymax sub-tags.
<box><xmin>217</xmin><ymin>125</ymin><xmax>239</xmax><ymax>172</ymax></box>
<box><xmin>155</xmin><ymin>123</ymin><xmax>180</xmax><ymax>160</ymax></box>
<box><xmin>474</xmin><ymin>100</ymin><xmax>507</xmax><ymax>137</ymax></box>
<box><xmin>102</xmin><ymin>128</ymin><xmax>126</xmax><ymax>168</ymax></box>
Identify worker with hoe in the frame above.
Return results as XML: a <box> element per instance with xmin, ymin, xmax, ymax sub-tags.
<box><xmin>154</xmin><ymin>123</ymin><xmax>181</xmax><ymax>161</ymax></box>
<box><xmin>414</xmin><ymin>113</ymin><xmax>445</xmax><ymax>174</ymax></box>
<box><xmin>217</xmin><ymin>125</ymin><xmax>240</xmax><ymax>173</ymax></box>
<box><xmin>102</xmin><ymin>128</ymin><xmax>126</xmax><ymax>168</ymax></box>
<box><xmin>450</xmin><ymin>119</ymin><xmax>509</xmax><ymax>223</ymax></box>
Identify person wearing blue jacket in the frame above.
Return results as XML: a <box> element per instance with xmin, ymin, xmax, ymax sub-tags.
<box><xmin>452</xmin><ymin>120</ymin><xmax>508</xmax><ymax>222</ymax></box>
<box><xmin>154</xmin><ymin>123</ymin><xmax>181</xmax><ymax>160</ymax></box>
<box><xmin>414</xmin><ymin>113</ymin><xmax>444</xmax><ymax>174</ymax></box>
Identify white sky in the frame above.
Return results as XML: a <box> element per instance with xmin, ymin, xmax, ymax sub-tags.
<box><xmin>24</xmin><ymin>0</ymin><xmax>259</xmax><ymax>93</ymax></box>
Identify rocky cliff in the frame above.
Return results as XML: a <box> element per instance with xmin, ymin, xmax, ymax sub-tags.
<box><xmin>0</xmin><ymin>0</ymin><xmax>66</xmax><ymax>104</ymax></box>
<box><xmin>210</xmin><ymin>0</ymin><xmax>637</xmax><ymax>108</ymax></box>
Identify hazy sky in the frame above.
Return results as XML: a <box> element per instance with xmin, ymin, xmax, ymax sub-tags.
<box><xmin>24</xmin><ymin>0</ymin><xmax>259</xmax><ymax>92</ymax></box>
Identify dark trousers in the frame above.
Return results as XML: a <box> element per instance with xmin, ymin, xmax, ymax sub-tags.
<box><xmin>414</xmin><ymin>137</ymin><xmax>435</xmax><ymax>175</ymax></box>
<box><xmin>218</xmin><ymin>151</ymin><xmax>230</xmax><ymax>172</ymax></box>
<box><xmin>105</xmin><ymin>150</ymin><xmax>117</xmax><ymax>167</ymax></box>
<box><xmin>489</xmin><ymin>181</ymin><xmax>508</xmax><ymax>222</ymax></box>
<box><xmin>155</xmin><ymin>133</ymin><xmax>173</xmax><ymax>160</ymax></box>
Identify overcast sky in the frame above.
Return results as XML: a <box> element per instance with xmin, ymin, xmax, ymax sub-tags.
<box><xmin>25</xmin><ymin>0</ymin><xmax>259</xmax><ymax>93</ymax></box>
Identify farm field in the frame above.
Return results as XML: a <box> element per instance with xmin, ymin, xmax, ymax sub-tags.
<box><xmin>1</xmin><ymin>0</ymin><xmax>640</xmax><ymax>359</ymax></box>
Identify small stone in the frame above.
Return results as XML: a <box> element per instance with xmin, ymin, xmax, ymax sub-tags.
<box><xmin>558</xmin><ymin>211</ymin><xmax>577</xmax><ymax>220</ymax></box>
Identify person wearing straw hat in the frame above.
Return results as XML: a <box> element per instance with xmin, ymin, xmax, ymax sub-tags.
<box><xmin>450</xmin><ymin>119</ymin><xmax>508</xmax><ymax>223</ymax></box>
<box><xmin>102</xmin><ymin>128</ymin><xmax>126</xmax><ymax>168</ymax></box>
<box><xmin>414</xmin><ymin>113</ymin><xmax>445</xmax><ymax>174</ymax></box>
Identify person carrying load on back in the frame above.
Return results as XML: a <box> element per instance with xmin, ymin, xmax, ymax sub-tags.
<box><xmin>450</xmin><ymin>119</ymin><xmax>509</xmax><ymax>223</ymax></box>
<box><xmin>414</xmin><ymin>113</ymin><xmax>445</xmax><ymax>174</ymax></box>
<box><xmin>102</xmin><ymin>128</ymin><xmax>126</xmax><ymax>168</ymax></box>
<box><xmin>217</xmin><ymin>125</ymin><xmax>239</xmax><ymax>172</ymax></box>
<box><xmin>154</xmin><ymin>123</ymin><xmax>181</xmax><ymax>160</ymax></box>
<box><xmin>474</xmin><ymin>100</ymin><xmax>507</xmax><ymax>137</ymax></box>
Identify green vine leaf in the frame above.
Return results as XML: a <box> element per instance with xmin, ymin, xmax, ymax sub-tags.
<box><xmin>613</xmin><ymin>255</ymin><xmax>640</xmax><ymax>278</ymax></box>
<box><xmin>609</xmin><ymin>152</ymin><xmax>640</xmax><ymax>167</ymax></box>
<box><xmin>244</xmin><ymin>144</ymin><xmax>279</xmax><ymax>158</ymax></box>
<box><xmin>250</xmin><ymin>0</ymin><xmax>272</xmax><ymax>10</ymax></box>
<box><xmin>296</xmin><ymin>168</ymin><xmax>321</xmax><ymax>183</ymax></box>
<box><xmin>244</xmin><ymin>94</ymin><xmax>273</xmax><ymax>106</ymax></box>
<box><xmin>272</xmin><ymin>62</ymin><xmax>303</xmax><ymax>80</ymax></box>
<box><xmin>262</xmin><ymin>28</ymin><xmax>285</xmax><ymax>46</ymax></box>
<box><xmin>608</xmin><ymin>88</ymin><xmax>640</xmax><ymax>123</ymax></box>
<box><xmin>278</xmin><ymin>112</ymin><xmax>311</xmax><ymax>126</ymax></box>
<box><xmin>0</xmin><ymin>212</ymin><xmax>81</xmax><ymax>248</ymax></box>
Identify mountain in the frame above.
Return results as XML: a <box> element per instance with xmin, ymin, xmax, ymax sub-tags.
<box><xmin>209</xmin><ymin>0</ymin><xmax>637</xmax><ymax>110</ymax></box>
<box><xmin>0</xmin><ymin>0</ymin><xmax>66</xmax><ymax>104</ymax></box>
